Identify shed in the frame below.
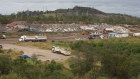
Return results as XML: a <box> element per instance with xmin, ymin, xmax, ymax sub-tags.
<box><xmin>116</xmin><ymin>33</ymin><xmax>129</xmax><ymax>38</ymax></box>
<box><xmin>108</xmin><ymin>33</ymin><xmax>117</xmax><ymax>38</ymax></box>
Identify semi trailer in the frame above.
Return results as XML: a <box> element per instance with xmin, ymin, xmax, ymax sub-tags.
<box><xmin>19</xmin><ymin>35</ymin><xmax>47</xmax><ymax>42</ymax></box>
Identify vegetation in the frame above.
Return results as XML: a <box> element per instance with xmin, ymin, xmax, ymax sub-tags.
<box><xmin>1</xmin><ymin>37</ymin><xmax>140</xmax><ymax>79</ymax></box>
<box><xmin>0</xmin><ymin>6</ymin><xmax>140</xmax><ymax>25</ymax></box>
<box><xmin>16</xmin><ymin>41</ymin><xmax>71</xmax><ymax>50</ymax></box>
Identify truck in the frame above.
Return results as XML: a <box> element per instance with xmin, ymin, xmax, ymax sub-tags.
<box><xmin>0</xmin><ymin>35</ymin><xmax>6</xmax><ymax>39</ymax></box>
<box><xmin>19</xmin><ymin>35</ymin><xmax>47</xmax><ymax>42</ymax></box>
<box><xmin>51</xmin><ymin>46</ymin><xmax>71</xmax><ymax>56</ymax></box>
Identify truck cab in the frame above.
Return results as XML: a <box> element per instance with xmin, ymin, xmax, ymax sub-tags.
<box><xmin>19</xmin><ymin>36</ymin><xmax>25</xmax><ymax>42</ymax></box>
<box><xmin>0</xmin><ymin>35</ymin><xmax>6</xmax><ymax>39</ymax></box>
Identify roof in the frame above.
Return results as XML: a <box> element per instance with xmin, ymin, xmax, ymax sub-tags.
<box><xmin>6</xmin><ymin>22</ymin><xmax>17</xmax><ymax>27</ymax></box>
<box><xmin>109</xmin><ymin>33</ymin><xmax>117</xmax><ymax>34</ymax></box>
<box><xmin>105</xmin><ymin>28</ymin><xmax>114</xmax><ymax>31</ymax></box>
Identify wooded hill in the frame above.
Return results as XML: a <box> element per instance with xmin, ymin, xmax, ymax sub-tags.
<box><xmin>0</xmin><ymin>6</ymin><xmax>140</xmax><ymax>25</ymax></box>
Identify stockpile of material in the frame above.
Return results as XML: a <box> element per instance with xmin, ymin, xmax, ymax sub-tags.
<box><xmin>41</xmin><ymin>24</ymin><xmax>81</xmax><ymax>32</ymax></box>
<box><xmin>28</xmin><ymin>23</ymin><xmax>130</xmax><ymax>33</ymax></box>
<box><xmin>113</xmin><ymin>26</ymin><xmax>130</xmax><ymax>33</ymax></box>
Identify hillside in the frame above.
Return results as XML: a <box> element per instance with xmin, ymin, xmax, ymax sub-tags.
<box><xmin>0</xmin><ymin>6</ymin><xmax>140</xmax><ymax>25</ymax></box>
<box><xmin>54</xmin><ymin>6</ymin><xmax>105</xmax><ymax>15</ymax></box>
<box><xmin>45</xmin><ymin>6</ymin><xmax>140</xmax><ymax>24</ymax></box>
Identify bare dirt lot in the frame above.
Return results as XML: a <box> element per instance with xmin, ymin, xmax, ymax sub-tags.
<box><xmin>2</xmin><ymin>44</ymin><xmax>71</xmax><ymax>61</ymax></box>
<box><xmin>0</xmin><ymin>33</ymin><xmax>87</xmax><ymax>61</ymax></box>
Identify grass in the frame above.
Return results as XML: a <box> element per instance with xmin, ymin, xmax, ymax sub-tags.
<box><xmin>15</xmin><ymin>41</ymin><xmax>72</xmax><ymax>50</ymax></box>
<box><xmin>0</xmin><ymin>32</ymin><xmax>79</xmax><ymax>38</ymax></box>
<box><xmin>0</xmin><ymin>49</ymin><xmax>23</xmax><ymax>59</ymax></box>
<box><xmin>87</xmin><ymin>36</ymin><xmax>140</xmax><ymax>43</ymax></box>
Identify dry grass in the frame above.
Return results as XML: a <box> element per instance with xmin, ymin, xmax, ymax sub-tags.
<box><xmin>88</xmin><ymin>36</ymin><xmax>140</xmax><ymax>43</ymax></box>
<box><xmin>16</xmin><ymin>42</ymin><xmax>53</xmax><ymax>50</ymax></box>
<box><xmin>15</xmin><ymin>41</ymin><xmax>72</xmax><ymax>50</ymax></box>
<box><xmin>0</xmin><ymin>49</ymin><xmax>23</xmax><ymax>59</ymax></box>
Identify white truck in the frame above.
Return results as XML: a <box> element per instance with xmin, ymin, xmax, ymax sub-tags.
<box><xmin>133</xmin><ymin>33</ymin><xmax>140</xmax><ymax>36</ymax></box>
<box><xmin>19</xmin><ymin>35</ymin><xmax>47</xmax><ymax>42</ymax></box>
<box><xmin>52</xmin><ymin>46</ymin><xmax>71</xmax><ymax>56</ymax></box>
<box><xmin>0</xmin><ymin>35</ymin><xmax>6</xmax><ymax>39</ymax></box>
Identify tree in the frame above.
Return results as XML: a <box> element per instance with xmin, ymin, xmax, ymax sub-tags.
<box><xmin>101</xmin><ymin>49</ymin><xmax>138</xmax><ymax>79</ymax></box>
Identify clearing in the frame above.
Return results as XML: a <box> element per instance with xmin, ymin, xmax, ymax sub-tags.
<box><xmin>2</xmin><ymin>44</ymin><xmax>71</xmax><ymax>61</ymax></box>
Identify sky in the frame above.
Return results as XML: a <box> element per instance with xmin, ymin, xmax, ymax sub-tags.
<box><xmin>0</xmin><ymin>0</ymin><xmax>140</xmax><ymax>17</ymax></box>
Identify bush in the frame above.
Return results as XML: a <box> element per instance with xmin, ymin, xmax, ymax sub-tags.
<box><xmin>70</xmin><ymin>38</ymin><xmax>140</xmax><ymax>79</ymax></box>
<box><xmin>0</xmin><ymin>56</ymin><xmax>12</xmax><ymax>75</ymax></box>
<box><xmin>0</xmin><ymin>72</ymin><xmax>27</xmax><ymax>79</ymax></box>
<box><xmin>0</xmin><ymin>49</ymin><xmax>4</xmax><ymax>53</ymax></box>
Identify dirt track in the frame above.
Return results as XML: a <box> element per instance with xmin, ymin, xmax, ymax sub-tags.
<box><xmin>0</xmin><ymin>38</ymin><xmax>18</xmax><ymax>44</ymax></box>
<box><xmin>2</xmin><ymin>44</ymin><xmax>71</xmax><ymax>61</ymax></box>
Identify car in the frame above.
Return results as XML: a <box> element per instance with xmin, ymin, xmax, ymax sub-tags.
<box><xmin>0</xmin><ymin>45</ymin><xmax>3</xmax><ymax>49</ymax></box>
<box><xmin>88</xmin><ymin>35</ymin><xmax>101</xmax><ymax>39</ymax></box>
<box><xmin>21</xmin><ymin>55</ymin><xmax>30</xmax><ymax>58</ymax></box>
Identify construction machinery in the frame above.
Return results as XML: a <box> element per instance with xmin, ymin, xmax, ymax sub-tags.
<box><xmin>80</xmin><ymin>31</ymin><xmax>90</xmax><ymax>35</ymax></box>
<box><xmin>51</xmin><ymin>46</ymin><xmax>71</xmax><ymax>56</ymax></box>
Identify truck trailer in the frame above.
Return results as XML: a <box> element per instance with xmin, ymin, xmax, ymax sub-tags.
<box><xmin>52</xmin><ymin>46</ymin><xmax>71</xmax><ymax>56</ymax></box>
<box><xmin>19</xmin><ymin>35</ymin><xmax>47</xmax><ymax>42</ymax></box>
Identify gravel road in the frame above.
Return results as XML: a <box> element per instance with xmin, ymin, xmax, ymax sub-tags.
<box><xmin>2</xmin><ymin>44</ymin><xmax>71</xmax><ymax>61</ymax></box>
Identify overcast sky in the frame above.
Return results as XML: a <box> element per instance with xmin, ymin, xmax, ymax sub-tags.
<box><xmin>0</xmin><ymin>0</ymin><xmax>140</xmax><ymax>17</ymax></box>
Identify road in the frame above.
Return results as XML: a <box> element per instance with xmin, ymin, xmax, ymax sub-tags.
<box><xmin>0</xmin><ymin>38</ymin><xmax>18</xmax><ymax>44</ymax></box>
<box><xmin>2</xmin><ymin>44</ymin><xmax>71</xmax><ymax>61</ymax></box>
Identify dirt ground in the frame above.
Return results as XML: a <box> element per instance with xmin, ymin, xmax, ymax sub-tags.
<box><xmin>0</xmin><ymin>38</ymin><xmax>18</xmax><ymax>44</ymax></box>
<box><xmin>2</xmin><ymin>44</ymin><xmax>71</xmax><ymax>61</ymax></box>
<box><xmin>0</xmin><ymin>36</ymin><xmax>74</xmax><ymax>61</ymax></box>
<box><xmin>0</xmin><ymin>33</ymin><xmax>88</xmax><ymax>43</ymax></box>
<box><xmin>0</xmin><ymin>33</ymin><xmax>89</xmax><ymax>61</ymax></box>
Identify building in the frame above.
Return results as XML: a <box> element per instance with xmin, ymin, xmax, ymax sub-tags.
<box><xmin>108</xmin><ymin>33</ymin><xmax>129</xmax><ymax>38</ymax></box>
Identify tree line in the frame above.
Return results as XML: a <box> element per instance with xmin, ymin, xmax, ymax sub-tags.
<box><xmin>0</xmin><ymin>6</ymin><xmax>140</xmax><ymax>25</ymax></box>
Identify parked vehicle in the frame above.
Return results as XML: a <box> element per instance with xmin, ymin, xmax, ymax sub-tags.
<box><xmin>19</xmin><ymin>35</ymin><xmax>47</xmax><ymax>42</ymax></box>
<box><xmin>133</xmin><ymin>33</ymin><xmax>140</xmax><ymax>36</ymax></box>
<box><xmin>51</xmin><ymin>46</ymin><xmax>71</xmax><ymax>56</ymax></box>
<box><xmin>88</xmin><ymin>34</ymin><xmax>101</xmax><ymax>39</ymax></box>
<box><xmin>81</xmin><ymin>31</ymin><xmax>90</xmax><ymax>35</ymax></box>
<box><xmin>21</xmin><ymin>55</ymin><xmax>30</xmax><ymax>58</ymax></box>
<box><xmin>0</xmin><ymin>45</ymin><xmax>2</xmax><ymax>49</ymax></box>
<box><xmin>0</xmin><ymin>35</ymin><xmax>6</xmax><ymax>39</ymax></box>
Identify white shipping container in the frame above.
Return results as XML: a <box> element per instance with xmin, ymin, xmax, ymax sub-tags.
<box><xmin>133</xmin><ymin>33</ymin><xmax>140</xmax><ymax>36</ymax></box>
